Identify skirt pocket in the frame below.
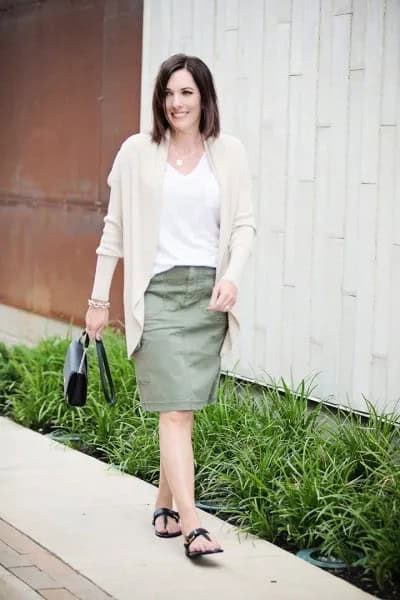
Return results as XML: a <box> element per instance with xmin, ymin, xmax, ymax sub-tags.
<box><xmin>144</xmin><ymin>286</ymin><xmax>165</xmax><ymax>319</ymax></box>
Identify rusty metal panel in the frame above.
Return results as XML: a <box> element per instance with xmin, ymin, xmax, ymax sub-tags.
<box><xmin>100</xmin><ymin>0</ymin><xmax>143</xmax><ymax>205</ymax></box>
<box><xmin>0</xmin><ymin>204</ymin><xmax>124</xmax><ymax>318</ymax></box>
<box><xmin>0</xmin><ymin>0</ymin><xmax>143</xmax><ymax>328</ymax></box>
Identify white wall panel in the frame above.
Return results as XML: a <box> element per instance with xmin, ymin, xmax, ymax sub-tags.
<box><xmin>328</xmin><ymin>13</ymin><xmax>351</xmax><ymax>238</ymax></box>
<box><xmin>350</xmin><ymin>0</ymin><xmax>366</xmax><ymax>70</ymax></box>
<box><xmin>373</xmin><ymin>127</ymin><xmax>396</xmax><ymax>357</ymax></box>
<box><xmin>321</xmin><ymin>237</ymin><xmax>344</xmax><ymax>399</ymax></box>
<box><xmin>352</xmin><ymin>183</ymin><xmax>377</xmax><ymax>405</ymax></box>
<box><xmin>261</xmin><ymin>9</ymin><xmax>290</xmax><ymax>232</ymax></box>
<box><xmin>263</xmin><ymin>231</ymin><xmax>285</xmax><ymax>380</ymax></box>
<box><xmin>387</xmin><ymin>246</ymin><xmax>400</xmax><ymax>410</ymax></box>
<box><xmin>360</xmin><ymin>0</ymin><xmax>385</xmax><ymax>184</ymax></box>
<box><xmin>337</xmin><ymin>295</ymin><xmax>357</xmax><ymax>405</ymax></box>
<box><xmin>394</xmin><ymin>121</ymin><xmax>400</xmax><ymax>245</ymax></box>
<box><xmin>311</xmin><ymin>126</ymin><xmax>330</xmax><ymax>351</ymax></box>
<box><xmin>334</xmin><ymin>0</ymin><xmax>352</xmax><ymax>15</ymax></box>
<box><xmin>292</xmin><ymin>181</ymin><xmax>313</xmax><ymax>381</ymax></box>
<box><xmin>192</xmin><ymin>1</ymin><xmax>215</xmax><ymax>66</ymax></box>
<box><xmin>381</xmin><ymin>0</ymin><xmax>400</xmax><ymax>125</ymax></box>
<box><xmin>290</xmin><ymin>0</ymin><xmax>305</xmax><ymax>75</ymax></box>
<box><xmin>342</xmin><ymin>68</ymin><xmax>363</xmax><ymax>297</ymax></box>
<box><xmin>299</xmin><ymin>0</ymin><xmax>320</xmax><ymax>181</ymax></box>
<box><xmin>141</xmin><ymin>0</ymin><xmax>400</xmax><ymax>413</ymax></box>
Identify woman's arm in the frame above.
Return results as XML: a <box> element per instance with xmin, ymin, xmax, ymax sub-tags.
<box><xmin>86</xmin><ymin>150</ymin><xmax>124</xmax><ymax>339</ymax></box>
<box><xmin>210</xmin><ymin>142</ymin><xmax>256</xmax><ymax>312</ymax></box>
<box><xmin>220</xmin><ymin>142</ymin><xmax>256</xmax><ymax>287</ymax></box>
<box><xmin>90</xmin><ymin>254</ymin><xmax>119</xmax><ymax>301</ymax></box>
<box><xmin>90</xmin><ymin>150</ymin><xmax>124</xmax><ymax>301</ymax></box>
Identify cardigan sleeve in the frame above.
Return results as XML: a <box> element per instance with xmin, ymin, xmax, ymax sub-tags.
<box><xmin>95</xmin><ymin>151</ymin><xmax>124</xmax><ymax>259</ymax></box>
<box><xmin>90</xmin><ymin>255</ymin><xmax>119</xmax><ymax>301</ymax></box>
<box><xmin>220</xmin><ymin>142</ymin><xmax>256</xmax><ymax>287</ymax></box>
<box><xmin>90</xmin><ymin>151</ymin><xmax>123</xmax><ymax>301</ymax></box>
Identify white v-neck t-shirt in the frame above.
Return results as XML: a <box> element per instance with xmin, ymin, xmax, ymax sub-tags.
<box><xmin>152</xmin><ymin>153</ymin><xmax>221</xmax><ymax>277</ymax></box>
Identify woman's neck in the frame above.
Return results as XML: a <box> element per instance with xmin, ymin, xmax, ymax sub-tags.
<box><xmin>169</xmin><ymin>129</ymin><xmax>203</xmax><ymax>152</ymax></box>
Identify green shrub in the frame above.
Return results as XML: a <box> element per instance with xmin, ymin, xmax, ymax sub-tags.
<box><xmin>0</xmin><ymin>341</ymin><xmax>21</xmax><ymax>413</ymax></box>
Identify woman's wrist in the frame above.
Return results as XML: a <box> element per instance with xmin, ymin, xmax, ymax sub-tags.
<box><xmin>88</xmin><ymin>298</ymin><xmax>110</xmax><ymax>309</ymax></box>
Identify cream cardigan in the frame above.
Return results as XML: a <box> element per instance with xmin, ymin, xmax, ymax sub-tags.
<box><xmin>91</xmin><ymin>130</ymin><xmax>256</xmax><ymax>358</ymax></box>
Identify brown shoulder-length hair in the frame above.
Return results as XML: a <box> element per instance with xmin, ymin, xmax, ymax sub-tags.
<box><xmin>151</xmin><ymin>53</ymin><xmax>220</xmax><ymax>144</ymax></box>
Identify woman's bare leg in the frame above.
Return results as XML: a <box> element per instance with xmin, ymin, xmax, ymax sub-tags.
<box><xmin>158</xmin><ymin>410</ymin><xmax>222</xmax><ymax>553</ymax></box>
<box><xmin>153</xmin><ymin>459</ymin><xmax>181</xmax><ymax>535</ymax></box>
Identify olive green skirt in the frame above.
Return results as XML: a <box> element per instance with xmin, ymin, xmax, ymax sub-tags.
<box><xmin>133</xmin><ymin>266</ymin><xmax>228</xmax><ymax>412</ymax></box>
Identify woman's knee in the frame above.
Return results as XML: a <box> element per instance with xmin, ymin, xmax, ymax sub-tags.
<box><xmin>159</xmin><ymin>410</ymin><xmax>193</xmax><ymax>427</ymax></box>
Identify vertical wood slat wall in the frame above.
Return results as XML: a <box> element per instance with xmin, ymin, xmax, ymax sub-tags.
<box><xmin>140</xmin><ymin>0</ymin><xmax>400</xmax><ymax>413</ymax></box>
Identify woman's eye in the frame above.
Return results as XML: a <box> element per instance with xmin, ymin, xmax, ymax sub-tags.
<box><xmin>164</xmin><ymin>90</ymin><xmax>193</xmax><ymax>97</ymax></box>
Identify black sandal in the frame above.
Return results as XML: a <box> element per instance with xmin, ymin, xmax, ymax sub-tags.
<box><xmin>184</xmin><ymin>528</ymin><xmax>224</xmax><ymax>558</ymax></box>
<box><xmin>152</xmin><ymin>507</ymin><xmax>181</xmax><ymax>538</ymax></box>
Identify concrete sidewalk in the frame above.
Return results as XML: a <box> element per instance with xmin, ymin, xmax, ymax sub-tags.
<box><xmin>0</xmin><ymin>416</ymin><xmax>375</xmax><ymax>600</ymax></box>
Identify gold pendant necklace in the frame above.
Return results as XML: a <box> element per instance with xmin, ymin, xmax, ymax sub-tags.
<box><xmin>170</xmin><ymin>140</ymin><xmax>202</xmax><ymax>167</ymax></box>
<box><xmin>173</xmin><ymin>149</ymin><xmax>196</xmax><ymax>167</ymax></box>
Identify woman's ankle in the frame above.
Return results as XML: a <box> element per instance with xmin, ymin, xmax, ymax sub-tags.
<box><xmin>179</xmin><ymin>510</ymin><xmax>202</xmax><ymax>535</ymax></box>
<box><xmin>155</xmin><ymin>494</ymin><xmax>173</xmax><ymax>509</ymax></box>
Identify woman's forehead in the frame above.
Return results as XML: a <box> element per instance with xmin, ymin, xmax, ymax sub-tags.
<box><xmin>166</xmin><ymin>69</ymin><xmax>198</xmax><ymax>90</ymax></box>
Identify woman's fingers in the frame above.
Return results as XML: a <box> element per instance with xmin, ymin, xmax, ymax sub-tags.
<box><xmin>85</xmin><ymin>308</ymin><xmax>108</xmax><ymax>339</ymax></box>
<box><xmin>208</xmin><ymin>279</ymin><xmax>237</xmax><ymax>311</ymax></box>
<box><xmin>208</xmin><ymin>283</ymin><xmax>219</xmax><ymax>309</ymax></box>
<box><xmin>213</xmin><ymin>294</ymin><xmax>233</xmax><ymax>311</ymax></box>
<box><xmin>86</xmin><ymin>326</ymin><xmax>98</xmax><ymax>340</ymax></box>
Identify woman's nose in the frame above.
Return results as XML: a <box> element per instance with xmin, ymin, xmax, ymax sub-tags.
<box><xmin>172</xmin><ymin>94</ymin><xmax>182</xmax><ymax>107</ymax></box>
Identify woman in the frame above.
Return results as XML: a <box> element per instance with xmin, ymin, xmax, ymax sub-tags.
<box><xmin>85</xmin><ymin>54</ymin><xmax>256</xmax><ymax>559</ymax></box>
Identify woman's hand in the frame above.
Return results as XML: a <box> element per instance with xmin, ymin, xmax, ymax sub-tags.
<box><xmin>208</xmin><ymin>278</ymin><xmax>237</xmax><ymax>312</ymax></box>
<box><xmin>85</xmin><ymin>307</ymin><xmax>109</xmax><ymax>340</ymax></box>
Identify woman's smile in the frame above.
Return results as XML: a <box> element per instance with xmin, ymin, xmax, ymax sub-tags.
<box><xmin>171</xmin><ymin>111</ymin><xmax>189</xmax><ymax>118</ymax></box>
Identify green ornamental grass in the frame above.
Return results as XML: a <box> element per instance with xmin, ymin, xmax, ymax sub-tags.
<box><xmin>0</xmin><ymin>329</ymin><xmax>399</xmax><ymax>595</ymax></box>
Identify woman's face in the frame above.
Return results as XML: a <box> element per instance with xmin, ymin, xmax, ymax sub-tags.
<box><xmin>164</xmin><ymin>68</ymin><xmax>202</xmax><ymax>134</ymax></box>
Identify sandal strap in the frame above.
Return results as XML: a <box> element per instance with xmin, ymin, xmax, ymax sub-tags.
<box><xmin>152</xmin><ymin>507</ymin><xmax>180</xmax><ymax>527</ymax></box>
<box><xmin>185</xmin><ymin>527</ymin><xmax>211</xmax><ymax>547</ymax></box>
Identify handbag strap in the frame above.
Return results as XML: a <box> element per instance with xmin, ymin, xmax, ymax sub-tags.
<box><xmin>81</xmin><ymin>330</ymin><xmax>90</xmax><ymax>348</ymax></box>
<box><xmin>95</xmin><ymin>338</ymin><xmax>116</xmax><ymax>405</ymax></box>
<box><xmin>77</xmin><ymin>331</ymin><xmax>90</xmax><ymax>373</ymax></box>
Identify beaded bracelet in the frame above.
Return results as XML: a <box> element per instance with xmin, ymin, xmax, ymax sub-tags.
<box><xmin>88</xmin><ymin>299</ymin><xmax>110</xmax><ymax>309</ymax></box>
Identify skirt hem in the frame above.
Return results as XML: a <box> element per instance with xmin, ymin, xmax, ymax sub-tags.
<box><xmin>140</xmin><ymin>400</ymin><xmax>218</xmax><ymax>412</ymax></box>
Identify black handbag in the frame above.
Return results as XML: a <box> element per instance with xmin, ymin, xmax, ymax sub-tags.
<box><xmin>63</xmin><ymin>330</ymin><xmax>115</xmax><ymax>407</ymax></box>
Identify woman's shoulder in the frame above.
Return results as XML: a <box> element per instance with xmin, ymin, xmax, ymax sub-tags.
<box><xmin>207</xmin><ymin>133</ymin><xmax>247</xmax><ymax>161</ymax></box>
<box><xmin>215</xmin><ymin>133</ymin><xmax>244</xmax><ymax>147</ymax></box>
<box><xmin>107</xmin><ymin>133</ymin><xmax>154</xmax><ymax>181</ymax></box>
<box><xmin>118</xmin><ymin>132</ymin><xmax>153</xmax><ymax>155</ymax></box>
